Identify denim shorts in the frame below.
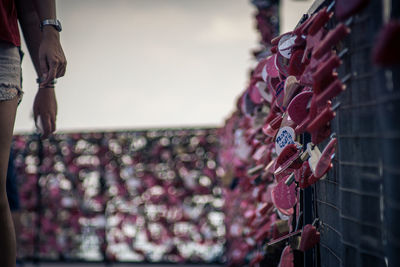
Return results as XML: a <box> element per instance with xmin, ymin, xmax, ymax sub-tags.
<box><xmin>0</xmin><ymin>40</ymin><xmax>23</xmax><ymax>101</ymax></box>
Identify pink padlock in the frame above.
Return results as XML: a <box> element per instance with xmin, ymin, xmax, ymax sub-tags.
<box><xmin>299</xmin><ymin>224</ymin><xmax>320</xmax><ymax>252</ymax></box>
<box><xmin>278</xmin><ymin>245</ymin><xmax>294</xmax><ymax>267</ymax></box>
<box><xmin>272</xmin><ymin>179</ymin><xmax>297</xmax><ymax>210</ymax></box>
<box><xmin>314</xmin><ymin>137</ymin><xmax>337</xmax><ymax>178</ymax></box>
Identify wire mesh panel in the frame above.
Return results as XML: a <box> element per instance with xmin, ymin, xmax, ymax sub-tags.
<box><xmin>315</xmin><ymin>0</ymin><xmax>399</xmax><ymax>266</ymax></box>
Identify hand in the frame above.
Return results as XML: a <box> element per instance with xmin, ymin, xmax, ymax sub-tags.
<box><xmin>39</xmin><ymin>28</ymin><xmax>67</xmax><ymax>85</ymax></box>
<box><xmin>33</xmin><ymin>87</ymin><xmax>57</xmax><ymax>138</ymax></box>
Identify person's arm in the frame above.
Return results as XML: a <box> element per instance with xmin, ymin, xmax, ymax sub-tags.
<box><xmin>32</xmin><ymin>0</ymin><xmax>66</xmax><ymax>83</ymax></box>
<box><xmin>16</xmin><ymin>0</ymin><xmax>66</xmax><ymax>138</ymax></box>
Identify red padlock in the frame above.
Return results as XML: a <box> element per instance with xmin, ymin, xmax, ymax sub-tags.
<box><xmin>308</xmin><ymin>7</ymin><xmax>332</xmax><ymax>36</ymax></box>
<box><xmin>301</xmin><ymin>28</ymin><xmax>327</xmax><ymax>64</ymax></box>
<box><xmin>300</xmin><ymin>50</ymin><xmax>331</xmax><ymax>86</ymax></box>
<box><xmin>294</xmin><ymin>96</ymin><xmax>319</xmax><ymax>135</ymax></box>
<box><xmin>299</xmin><ymin>224</ymin><xmax>320</xmax><ymax>252</ymax></box>
<box><xmin>294</xmin><ymin>7</ymin><xmax>330</xmax><ymax>36</ymax></box>
<box><xmin>272</xmin><ymin>179</ymin><xmax>297</xmax><ymax>210</ymax></box>
<box><xmin>311</xmin><ymin>122</ymin><xmax>332</xmax><ymax>145</ymax></box>
<box><xmin>295</xmin><ymin>161</ymin><xmax>312</xmax><ymax>189</ymax></box>
<box><xmin>315</xmin><ymin>78</ymin><xmax>345</xmax><ymax>104</ymax></box>
<box><xmin>270</xmin><ymin>114</ymin><xmax>284</xmax><ymax>130</ymax></box>
<box><xmin>278</xmin><ymin>245</ymin><xmax>294</xmax><ymax>267</ymax></box>
<box><xmin>313</xmin><ymin>71</ymin><xmax>338</xmax><ymax>94</ymax></box>
<box><xmin>312</xmin><ymin>53</ymin><xmax>342</xmax><ymax>86</ymax></box>
<box><xmin>313</xmin><ymin>23</ymin><xmax>350</xmax><ymax>59</ymax></box>
<box><xmin>306</xmin><ymin>104</ymin><xmax>336</xmax><ymax>133</ymax></box>
<box><xmin>288</xmin><ymin>49</ymin><xmax>307</xmax><ymax>77</ymax></box>
<box><xmin>274</xmin><ymin>143</ymin><xmax>303</xmax><ymax>176</ymax></box>
<box><xmin>287</xmin><ymin>91</ymin><xmax>313</xmax><ymax>125</ymax></box>
<box><xmin>314</xmin><ymin>137</ymin><xmax>337</xmax><ymax>178</ymax></box>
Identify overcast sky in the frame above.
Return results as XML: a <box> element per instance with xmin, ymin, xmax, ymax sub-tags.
<box><xmin>14</xmin><ymin>0</ymin><xmax>311</xmax><ymax>133</ymax></box>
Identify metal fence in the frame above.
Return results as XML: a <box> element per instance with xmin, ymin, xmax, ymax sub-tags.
<box><xmin>313</xmin><ymin>0</ymin><xmax>400</xmax><ymax>266</ymax></box>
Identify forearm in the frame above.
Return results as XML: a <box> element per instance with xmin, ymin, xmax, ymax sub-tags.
<box><xmin>33</xmin><ymin>0</ymin><xmax>56</xmax><ymax>22</ymax></box>
<box><xmin>16</xmin><ymin>0</ymin><xmax>65</xmax><ymax>84</ymax></box>
<box><xmin>16</xmin><ymin>0</ymin><xmax>42</xmax><ymax>76</ymax></box>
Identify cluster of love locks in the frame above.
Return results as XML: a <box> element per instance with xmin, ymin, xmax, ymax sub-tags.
<box><xmin>219</xmin><ymin>0</ymin><xmax>400</xmax><ymax>266</ymax></box>
<box><xmin>12</xmin><ymin>129</ymin><xmax>225</xmax><ymax>263</ymax></box>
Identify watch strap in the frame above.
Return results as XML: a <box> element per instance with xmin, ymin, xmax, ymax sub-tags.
<box><xmin>40</xmin><ymin>19</ymin><xmax>62</xmax><ymax>32</ymax></box>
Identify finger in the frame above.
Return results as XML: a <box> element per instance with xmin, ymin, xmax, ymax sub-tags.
<box><xmin>39</xmin><ymin>56</ymin><xmax>49</xmax><ymax>81</ymax></box>
<box><xmin>44</xmin><ymin>62</ymin><xmax>58</xmax><ymax>85</ymax></box>
<box><xmin>57</xmin><ymin>62</ymin><xmax>67</xmax><ymax>78</ymax></box>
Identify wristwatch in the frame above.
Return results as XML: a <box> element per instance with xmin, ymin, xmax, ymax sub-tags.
<box><xmin>40</xmin><ymin>19</ymin><xmax>62</xmax><ymax>32</ymax></box>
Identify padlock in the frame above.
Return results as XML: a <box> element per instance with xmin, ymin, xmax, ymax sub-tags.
<box><xmin>294</xmin><ymin>7</ymin><xmax>331</xmax><ymax>36</ymax></box>
<box><xmin>253</xmin><ymin>57</ymin><xmax>270</xmax><ymax>81</ymax></box>
<box><xmin>282</xmin><ymin>76</ymin><xmax>302</xmax><ymax>111</ymax></box>
<box><xmin>311</xmin><ymin>53</ymin><xmax>342</xmax><ymax>86</ymax></box>
<box><xmin>288</xmin><ymin>49</ymin><xmax>307</xmax><ymax>77</ymax></box>
<box><xmin>299</xmin><ymin>224</ymin><xmax>320</xmax><ymax>252</ymax></box>
<box><xmin>306</xmin><ymin>142</ymin><xmax>321</xmax><ymax>175</ymax></box>
<box><xmin>272</xmin><ymin>219</ymin><xmax>290</xmax><ymax>240</ymax></box>
<box><xmin>263</xmin><ymin>54</ymin><xmax>280</xmax><ymax>80</ymax></box>
<box><xmin>249</xmin><ymin>83</ymin><xmax>265</xmax><ymax>105</ymax></box>
<box><xmin>300</xmin><ymin>50</ymin><xmax>331</xmax><ymax>86</ymax></box>
<box><xmin>275</xmin><ymin>52</ymin><xmax>291</xmax><ymax>77</ymax></box>
<box><xmin>313</xmin><ymin>137</ymin><xmax>337</xmax><ymax>178</ymax></box>
<box><xmin>313</xmin><ymin>71</ymin><xmax>338</xmax><ymax>94</ymax></box>
<box><xmin>270</xmin><ymin>113</ymin><xmax>284</xmax><ymax>130</ymax></box>
<box><xmin>256</xmin><ymin>81</ymin><xmax>273</xmax><ymax>103</ymax></box>
<box><xmin>275</xmin><ymin>126</ymin><xmax>296</xmax><ymax>156</ymax></box>
<box><xmin>313</xmin><ymin>23</ymin><xmax>350</xmax><ymax>59</ymax></box>
<box><xmin>311</xmin><ymin>122</ymin><xmax>332</xmax><ymax>145</ymax></box>
<box><xmin>303</xmin><ymin>137</ymin><xmax>336</xmax><ymax>186</ymax></box>
<box><xmin>294</xmin><ymin>96</ymin><xmax>319</xmax><ymax>134</ymax></box>
<box><xmin>271</xmin><ymin>179</ymin><xmax>297</xmax><ymax>210</ymax></box>
<box><xmin>308</xmin><ymin>7</ymin><xmax>333</xmax><ymax>36</ymax></box>
<box><xmin>278</xmin><ymin>33</ymin><xmax>298</xmax><ymax>60</ymax></box>
<box><xmin>278</xmin><ymin>245</ymin><xmax>294</xmax><ymax>267</ymax></box>
<box><xmin>301</xmin><ymin>28</ymin><xmax>327</xmax><ymax>64</ymax></box>
<box><xmin>315</xmin><ymin>78</ymin><xmax>345</xmax><ymax>104</ymax></box>
<box><xmin>306</xmin><ymin>103</ymin><xmax>336</xmax><ymax>133</ymax></box>
<box><xmin>287</xmin><ymin>91</ymin><xmax>313</xmax><ymax>125</ymax></box>
<box><xmin>274</xmin><ymin>143</ymin><xmax>303</xmax><ymax>176</ymax></box>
